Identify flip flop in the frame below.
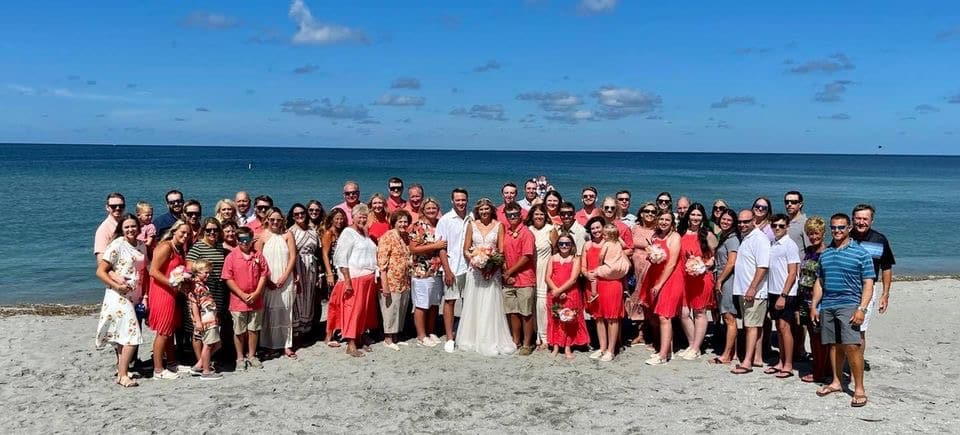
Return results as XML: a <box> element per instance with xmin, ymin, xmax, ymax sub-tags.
<box><xmin>800</xmin><ymin>373</ymin><xmax>815</xmax><ymax>383</ymax></box>
<box><xmin>776</xmin><ymin>370</ymin><xmax>794</xmax><ymax>379</ymax></box>
<box><xmin>730</xmin><ymin>365</ymin><xmax>753</xmax><ymax>375</ymax></box>
<box><xmin>348</xmin><ymin>350</ymin><xmax>365</xmax><ymax>358</ymax></box>
<box><xmin>284</xmin><ymin>351</ymin><xmax>298</xmax><ymax>360</ymax></box>
<box><xmin>326</xmin><ymin>341</ymin><xmax>342</xmax><ymax>348</ymax></box>
<box><xmin>116</xmin><ymin>376</ymin><xmax>139</xmax><ymax>388</ymax></box>
<box><xmin>708</xmin><ymin>357</ymin><xmax>729</xmax><ymax>365</ymax></box>
<box><xmin>816</xmin><ymin>385</ymin><xmax>843</xmax><ymax>397</ymax></box>
<box><xmin>763</xmin><ymin>367</ymin><xmax>780</xmax><ymax>375</ymax></box>
<box><xmin>851</xmin><ymin>395</ymin><xmax>868</xmax><ymax>407</ymax></box>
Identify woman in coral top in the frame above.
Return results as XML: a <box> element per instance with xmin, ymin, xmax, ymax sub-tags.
<box><xmin>545</xmin><ymin>232</ymin><xmax>588</xmax><ymax>359</ymax></box>
<box><xmin>148</xmin><ymin>220</ymin><xmax>191</xmax><ymax>379</ymax></box>
<box><xmin>642</xmin><ymin>210</ymin><xmax>685</xmax><ymax>365</ymax></box>
<box><xmin>676</xmin><ymin>203</ymin><xmax>717</xmax><ymax>361</ymax></box>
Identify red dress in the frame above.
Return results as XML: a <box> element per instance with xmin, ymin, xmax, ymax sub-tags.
<box><xmin>681</xmin><ymin>232</ymin><xmax>716</xmax><ymax>310</ymax></box>
<box><xmin>546</xmin><ymin>258</ymin><xmax>589</xmax><ymax>346</ymax></box>
<box><xmin>148</xmin><ymin>245</ymin><xmax>184</xmax><ymax>336</ymax></box>
<box><xmin>368</xmin><ymin>219</ymin><xmax>390</xmax><ymax>244</ymax></box>
<box><xmin>640</xmin><ymin>237</ymin><xmax>685</xmax><ymax>318</ymax></box>
<box><xmin>584</xmin><ymin>244</ymin><xmax>624</xmax><ymax>319</ymax></box>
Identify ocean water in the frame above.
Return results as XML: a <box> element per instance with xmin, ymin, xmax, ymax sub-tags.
<box><xmin>0</xmin><ymin>143</ymin><xmax>956</xmax><ymax>304</ymax></box>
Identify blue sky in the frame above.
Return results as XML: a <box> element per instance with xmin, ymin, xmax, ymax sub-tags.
<box><xmin>1</xmin><ymin>0</ymin><xmax>958</xmax><ymax>154</ymax></box>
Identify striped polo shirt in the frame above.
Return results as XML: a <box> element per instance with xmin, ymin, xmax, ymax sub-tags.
<box><xmin>817</xmin><ymin>240</ymin><xmax>876</xmax><ymax>309</ymax></box>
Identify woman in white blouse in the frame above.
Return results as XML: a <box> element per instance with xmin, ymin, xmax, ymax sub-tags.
<box><xmin>332</xmin><ymin>204</ymin><xmax>379</xmax><ymax>357</ymax></box>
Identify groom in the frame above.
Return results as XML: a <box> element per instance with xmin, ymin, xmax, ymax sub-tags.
<box><xmin>501</xmin><ymin>202</ymin><xmax>537</xmax><ymax>355</ymax></box>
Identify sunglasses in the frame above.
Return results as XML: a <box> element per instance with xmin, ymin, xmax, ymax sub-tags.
<box><xmin>293</xmin><ymin>211</ymin><xmax>306</xmax><ymax>217</ymax></box>
<box><xmin>830</xmin><ymin>225</ymin><xmax>847</xmax><ymax>231</ymax></box>
<box><xmin>738</xmin><ymin>219</ymin><xmax>753</xmax><ymax>224</ymax></box>
<box><xmin>616</xmin><ymin>197</ymin><xmax>630</xmax><ymax>202</ymax></box>
<box><xmin>559</xmin><ymin>211</ymin><xmax>575</xmax><ymax>217</ymax></box>
<box><xmin>582</xmin><ymin>194</ymin><xmax>596</xmax><ymax>199</ymax></box>
<box><xmin>108</xmin><ymin>203</ymin><xmax>125</xmax><ymax>210</ymax></box>
<box><xmin>712</xmin><ymin>206</ymin><xmax>727</xmax><ymax>212</ymax></box>
<box><xmin>389</xmin><ymin>186</ymin><xmax>403</xmax><ymax>192</ymax></box>
<box><xmin>557</xmin><ymin>241</ymin><xmax>573</xmax><ymax>247</ymax></box>
<box><xmin>657</xmin><ymin>199</ymin><xmax>671</xmax><ymax>204</ymax></box>
<box><xmin>184</xmin><ymin>211</ymin><xmax>200</xmax><ymax>218</ymax></box>
<box><xmin>505</xmin><ymin>212</ymin><xmax>521</xmax><ymax>219</ymax></box>
<box><xmin>343</xmin><ymin>191</ymin><xmax>360</xmax><ymax>196</ymax></box>
<box><xmin>770</xmin><ymin>223</ymin><xmax>787</xmax><ymax>229</ymax></box>
<box><xmin>640</xmin><ymin>209</ymin><xmax>656</xmax><ymax>214</ymax></box>
<box><xmin>167</xmin><ymin>199</ymin><xmax>184</xmax><ymax>205</ymax></box>
<box><xmin>602</xmin><ymin>206</ymin><xmax>616</xmax><ymax>211</ymax></box>
<box><xmin>753</xmin><ymin>204</ymin><xmax>769</xmax><ymax>211</ymax></box>
<box><xmin>784</xmin><ymin>199</ymin><xmax>801</xmax><ymax>205</ymax></box>
<box><xmin>238</xmin><ymin>238</ymin><xmax>253</xmax><ymax>244</ymax></box>
<box><xmin>256</xmin><ymin>205</ymin><xmax>270</xmax><ymax>211</ymax></box>
<box><xmin>308</xmin><ymin>208</ymin><xmax>322</xmax><ymax>213</ymax></box>
<box><xmin>203</xmin><ymin>227</ymin><xmax>219</xmax><ymax>233</ymax></box>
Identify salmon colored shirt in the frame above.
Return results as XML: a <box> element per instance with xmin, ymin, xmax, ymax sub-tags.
<box><xmin>503</xmin><ymin>224</ymin><xmax>536</xmax><ymax>287</ymax></box>
<box><xmin>221</xmin><ymin>249</ymin><xmax>270</xmax><ymax>312</ymax></box>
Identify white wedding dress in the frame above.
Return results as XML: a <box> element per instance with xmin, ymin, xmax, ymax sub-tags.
<box><xmin>456</xmin><ymin>221</ymin><xmax>517</xmax><ymax>356</ymax></box>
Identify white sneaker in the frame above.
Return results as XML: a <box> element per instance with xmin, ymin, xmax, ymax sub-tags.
<box><xmin>153</xmin><ymin>369</ymin><xmax>180</xmax><ymax>380</ymax></box>
<box><xmin>444</xmin><ymin>340</ymin><xmax>456</xmax><ymax>353</ymax></box>
<box><xmin>600</xmin><ymin>352</ymin><xmax>614</xmax><ymax>362</ymax></box>
<box><xmin>589</xmin><ymin>350</ymin><xmax>604</xmax><ymax>359</ymax></box>
<box><xmin>417</xmin><ymin>337</ymin><xmax>438</xmax><ymax>347</ymax></box>
<box><xmin>645</xmin><ymin>355</ymin><xmax>669</xmax><ymax>366</ymax></box>
<box><xmin>682</xmin><ymin>350</ymin><xmax>701</xmax><ymax>361</ymax></box>
<box><xmin>384</xmin><ymin>342</ymin><xmax>401</xmax><ymax>351</ymax></box>
<box><xmin>429</xmin><ymin>334</ymin><xmax>441</xmax><ymax>344</ymax></box>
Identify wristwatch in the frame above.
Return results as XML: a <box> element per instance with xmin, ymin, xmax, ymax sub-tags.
<box><xmin>856</xmin><ymin>306</ymin><xmax>867</xmax><ymax>313</ymax></box>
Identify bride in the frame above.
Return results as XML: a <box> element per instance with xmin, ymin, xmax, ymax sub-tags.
<box><xmin>456</xmin><ymin>198</ymin><xmax>517</xmax><ymax>356</ymax></box>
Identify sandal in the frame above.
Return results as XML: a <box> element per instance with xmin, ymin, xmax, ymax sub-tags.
<box><xmin>776</xmin><ymin>370</ymin><xmax>794</xmax><ymax>379</ymax></box>
<box><xmin>708</xmin><ymin>357</ymin><xmax>729</xmax><ymax>365</ymax></box>
<box><xmin>816</xmin><ymin>385</ymin><xmax>843</xmax><ymax>397</ymax></box>
<box><xmin>347</xmin><ymin>350</ymin><xmax>365</xmax><ymax>358</ymax></box>
<box><xmin>730</xmin><ymin>365</ymin><xmax>753</xmax><ymax>375</ymax></box>
<box><xmin>116</xmin><ymin>376</ymin><xmax>139</xmax><ymax>388</ymax></box>
<box><xmin>850</xmin><ymin>395</ymin><xmax>868</xmax><ymax>407</ymax></box>
<box><xmin>326</xmin><ymin>341</ymin><xmax>342</xmax><ymax>348</ymax></box>
<box><xmin>284</xmin><ymin>351</ymin><xmax>298</xmax><ymax>360</ymax></box>
<box><xmin>763</xmin><ymin>367</ymin><xmax>780</xmax><ymax>375</ymax></box>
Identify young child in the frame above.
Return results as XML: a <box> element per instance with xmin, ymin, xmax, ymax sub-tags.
<box><xmin>544</xmin><ymin>233</ymin><xmax>588</xmax><ymax>359</ymax></box>
<box><xmin>135</xmin><ymin>201</ymin><xmax>157</xmax><ymax>252</ymax></box>
<box><xmin>221</xmin><ymin>227</ymin><xmax>270</xmax><ymax>370</ymax></box>
<box><xmin>187</xmin><ymin>259</ymin><xmax>223</xmax><ymax>380</ymax></box>
<box><xmin>592</xmin><ymin>223</ymin><xmax>630</xmax><ymax>296</ymax></box>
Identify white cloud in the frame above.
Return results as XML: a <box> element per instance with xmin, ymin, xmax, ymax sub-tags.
<box><xmin>289</xmin><ymin>0</ymin><xmax>366</xmax><ymax>45</ymax></box>
<box><xmin>592</xmin><ymin>86</ymin><xmax>662</xmax><ymax>118</ymax></box>
<box><xmin>578</xmin><ymin>0</ymin><xmax>618</xmax><ymax>14</ymax></box>
<box><xmin>180</xmin><ymin>11</ymin><xmax>240</xmax><ymax>29</ymax></box>
<box><xmin>373</xmin><ymin>94</ymin><xmax>425</xmax><ymax>107</ymax></box>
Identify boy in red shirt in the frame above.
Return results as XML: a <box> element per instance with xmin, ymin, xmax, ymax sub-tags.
<box><xmin>501</xmin><ymin>202</ymin><xmax>537</xmax><ymax>355</ymax></box>
<box><xmin>221</xmin><ymin>227</ymin><xmax>271</xmax><ymax>370</ymax></box>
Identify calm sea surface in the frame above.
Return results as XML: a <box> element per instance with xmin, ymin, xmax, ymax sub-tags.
<box><xmin>0</xmin><ymin>143</ymin><xmax>956</xmax><ymax>304</ymax></box>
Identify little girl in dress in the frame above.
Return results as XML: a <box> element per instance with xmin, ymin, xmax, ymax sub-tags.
<box><xmin>590</xmin><ymin>224</ymin><xmax>630</xmax><ymax>300</ymax></box>
<box><xmin>545</xmin><ymin>233</ymin><xmax>588</xmax><ymax>359</ymax></box>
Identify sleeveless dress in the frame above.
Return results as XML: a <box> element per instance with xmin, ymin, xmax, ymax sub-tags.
<box><xmin>456</xmin><ymin>221</ymin><xmax>517</xmax><ymax>356</ymax></box>
<box><xmin>681</xmin><ymin>232</ymin><xmax>716</xmax><ymax>310</ymax></box>
<box><xmin>546</xmin><ymin>258</ymin><xmax>589</xmax><ymax>346</ymax></box>
<box><xmin>261</xmin><ymin>232</ymin><xmax>295</xmax><ymax>350</ymax></box>
<box><xmin>291</xmin><ymin>226</ymin><xmax>319</xmax><ymax>336</ymax></box>
<box><xmin>96</xmin><ymin>238</ymin><xmax>146</xmax><ymax>348</ymax></box>
<box><xmin>148</xmin><ymin>243</ymin><xmax>184</xmax><ymax>336</ymax></box>
<box><xmin>530</xmin><ymin>223</ymin><xmax>554</xmax><ymax>343</ymax></box>
<box><xmin>584</xmin><ymin>244</ymin><xmax>624</xmax><ymax>319</ymax></box>
<box><xmin>640</xmin><ymin>237</ymin><xmax>685</xmax><ymax>318</ymax></box>
<box><xmin>324</xmin><ymin>231</ymin><xmax>342</xmax><ymax>336</ymax></box>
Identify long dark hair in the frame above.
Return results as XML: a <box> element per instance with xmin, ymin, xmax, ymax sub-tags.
<box><xmin>286</xmin><ymin>203</ymin><xmax>307</xmax><ymax>229</ymax></box>
<box><xmin>678</xmin><ymin>202</ymin><xmax>711</xmax><ymax>257</ymax></box>
<box><xmin>307</xmin><ymin>200</ymin><xmax>326</xmax><ymax>228</ymax></box>
<box><xmin>717</xmin><ymin>208</ymin><xmax>741</xmax><ymax>246</ymax></box>
<box><xmin>111</xmin><ymin>213</ymin><xmax>141</xmax><ymax>240</ymax></box>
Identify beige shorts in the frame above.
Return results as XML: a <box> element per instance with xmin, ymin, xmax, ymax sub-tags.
<box><xmin>503</xmin><ymin>286</ymin><xmax>535</xmax><ymax>316</ymax></box>
<box><xmin>739</xmin><ymin>297</ymin><xmax>768</xmax><ymax>328</ymax></box>
<box><xmin>379</xmin><ymin>291</ymin><xmax>411</xmax><ymax>334</ymax></box>
<box><xmin>201</xmin><ymin>326</ymin><xmax>221</xmax><ymax>345</ymax></box>
<box><xmin>231</xmin><ymin>310</ymin><xmax>263</xmax><ymax>333</ymax></box>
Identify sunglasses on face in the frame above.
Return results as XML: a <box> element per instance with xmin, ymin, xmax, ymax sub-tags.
<box><xmin>559</xmin><ymin>211</ymin><xmax>575</xmax><ymax>217</ymax></box>
<box><xmin>784</xmin><ymin>199</ymin><xmax>801</xmax><ymax>205</ymax></box>
<box><xmin>582</xmin><ymin>194</ymin><xmax>596</xmax><ymax>199</ymax></box>
<box><xmin>204</xmin><ymin>227</ymin><xmax>219</xmax><ymax>233</ymax></box>
<box><xmin>238</xmin><ymin>238</ymin><xmax>253</xmax><ymax>244</ymax></box>
<box><xmin>641</xmin><ymin>209</ymin><xmax>656</xmax><ymax>214</ymax></box>
<box><xmin>770</xmin><ymin>223</ymin><xmax>787</xmax><ymax>229</ymax></box>
<box><xmin>738</xmin><ymin>219</ymin><xmax>753</xmax><ymax>224</ymax></box>
<box><xmin>602</xmin><ymin>206</ymin><xmax>616</xmax><ymax>211</ymax></box>
<box><xmin>389</xmin><ymin>186</ymin><xmax>403</xmax><ymax>192</ymax></box>
<box><xmin>293</xmin><ymin>211</ymin><xmax>306</xmax><ymax>217</ymax></box>
<box><xmin>830</xmin><ymin>225</ymin><xmax>847</xmax><ymax>232</ymax></box>
<box><xmin>557</xmin><ymin>241</ymin><xmax>573</xmax><ymax>247</ymax></box>
<box><xmin>256</xmin><ymin>205</ymin><xmax>270</xmax><ymax>211</ymax></box>
<box><xmin>713</xmin><ymin>206</ymin><xmax>727</xmax><ymax>212</ymax></box>
<box><xmin>185</xmin><ymin>211</ymin><xmax>200</xmax><ymax>218</ymax></box>
<box><xmin>753</xmin><ymin>204</ymin><xmax>769</xmax><ymax>211</ymax></box>
<box><xmin>505</xmin><ymin>212</ymin><xmax>521</xmax><ymax>219</ymax></box>
<box><xmin>308</xmin><ymin>208</ymin><xmax>321</xmax><ymax>213</ymax></box>
<box><xmin>268</xmin><ymin>218</ymin><xmax>283</xmax><ymax>223</ymax></box>
<box><xmin>343</xmin><ymin>191</ymin><xmax>359</xmax><ymax>196</ymax></box>
<box><xmin>617</xmin><ymin>197</ymin><xmax>630</xmax><ymax>202</ymax></box>
<box><xmin>167</xmin><ymin>199</ymin><xmax>184</xmax><ymax>205</ymax></box>
<box><xmin>108</xmin><ymin>203</ymin><xmax>125</xmax><ymax>210</ymax></box>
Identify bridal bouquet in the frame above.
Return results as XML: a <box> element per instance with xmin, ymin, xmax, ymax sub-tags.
<box><xmin>552</xmin><ymin>302</ymin><xmax>577</xmax><ymax>322</ymax></box>
<box><xmin>646</xmin><ymin>244</ymin><xmax>667</xmax><ymax>264</ymax></box>
<box><xmin>470</xmin><ymin>244</ymin><xmax>504</xmax><ymax>273</ymax></box>
<box><xmin>168</xmin><ymin>266</ymin><xmax>192</xmax><ymax>289</ymax></box>
<box><xmin>685</xmin><ymin>256</ymin><xmax>707</xmax><ymax>276</ymax></box>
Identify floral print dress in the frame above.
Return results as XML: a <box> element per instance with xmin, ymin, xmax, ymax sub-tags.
<box><xmin>95</xmin><ymin>238</ymin><xmax>147</xmax><ymax>348</ymax></box>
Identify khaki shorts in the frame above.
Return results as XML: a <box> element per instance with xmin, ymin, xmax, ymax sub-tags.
<box><xmin>738</xmin><ymin>297</ymin><xmax>768</xmax><ymax>328</ymax></box>
<box><xmin>201</xmin><ymin>326</ymin><xmax>221</xmax><ymax>345</ymax></box>
<box><xmin>444</xmin><ymin>273</ymin><xmax>466</xmax><ymax>301</ymax></box>
<box><xmin>503</xmin><ymin>286</ymin><xmax>535</xmax><ymax>316</ymax></box>
<box><xmin>231</xmin><ymin>310</ymin><xmax>263</xmax><ymax>333</ymax></box>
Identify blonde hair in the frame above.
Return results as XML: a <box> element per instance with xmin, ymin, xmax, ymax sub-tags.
<box><xmin>190</xmin><ymin>259</ymin><xmax>212</xmax><ymax>274</ymax></box>
<box><xmin>135</xmin><ymin>201</ymin><xmax>153</xmax><ymax>215</ymax></box>
<box><xmin>162</xmin><ymin>220</ymin><xmax>190</xmax><ymax>241</ymax></box>
<box><xmin>602</xmin><ymin>223</ymin><xmax>620</xmax><ymax>241</ymax></box>
<box><xmin>420</xmin><ymin>197</ymin><xmax>441</xmax><ymax>215</ymax></box>
<box><xmin>805</xmin><ymin>215</ymin><xmax>826</xmax><ymax>235</ymax></box>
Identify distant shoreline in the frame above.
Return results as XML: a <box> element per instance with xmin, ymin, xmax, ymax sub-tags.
<box><xmin>5</xmin><ymin>275</ymin><xmax>956</xmax><ymax>317</ymax></box>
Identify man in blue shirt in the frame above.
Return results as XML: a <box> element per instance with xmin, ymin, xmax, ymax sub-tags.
<box><xmin>811</xmin><ymin>213</ymin><xmax>876</xmax><ymax>407</ymax></box>
<box><xmin>154</xmin><ymin>189</ymin><xmax>184</xmax><ymax>238</ymax></box>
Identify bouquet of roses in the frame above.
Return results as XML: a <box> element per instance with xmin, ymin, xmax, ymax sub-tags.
<box><xmin>470</xmin><ymin>244</ymin><xmax>504</xmax><ymax>273</ymax></box>
<box><xmin>167</xmin><ymin>265</ymin><xmax>192</xmax><ymax>289</ymax></box>
<box><xmin>552</xmin><ymin>302</ymin><xmax>576</xmax><ymax>322</ymax></box>
<box><xmin>684</xmin><ymin>255</ymin><xmax>707</xmax><ymax>276</ymax></box>
<box><xmin>646</xmin><ymin>244</ymin><xmax>667</xmax><ymax>264</ymax></box>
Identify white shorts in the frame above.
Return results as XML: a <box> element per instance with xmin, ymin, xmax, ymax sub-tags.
<box><xmin>444</xmin><ymin>273</ymin><xmax>466</xmax><ymax>301</ymax></box>
<box><xmin>412</xmin><ymin>277</ymin><xmax>442</xmax><ymax>309</ymax></box>
<box><xmin>859</xmin><ymin>290</ymin><xmax>881</xmax><ymax>332</ymax></box>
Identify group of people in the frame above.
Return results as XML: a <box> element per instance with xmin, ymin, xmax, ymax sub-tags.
<box><xmin>92</xmin><ymin>177</ymin><xmax>894</xmax><ymax>408</ymax></box>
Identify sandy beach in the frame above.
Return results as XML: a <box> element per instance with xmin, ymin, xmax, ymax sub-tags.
<box><xmin>1</xmin><ymin>278</ymin><xmax>958</xmax><ymax>433</ymax></box>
